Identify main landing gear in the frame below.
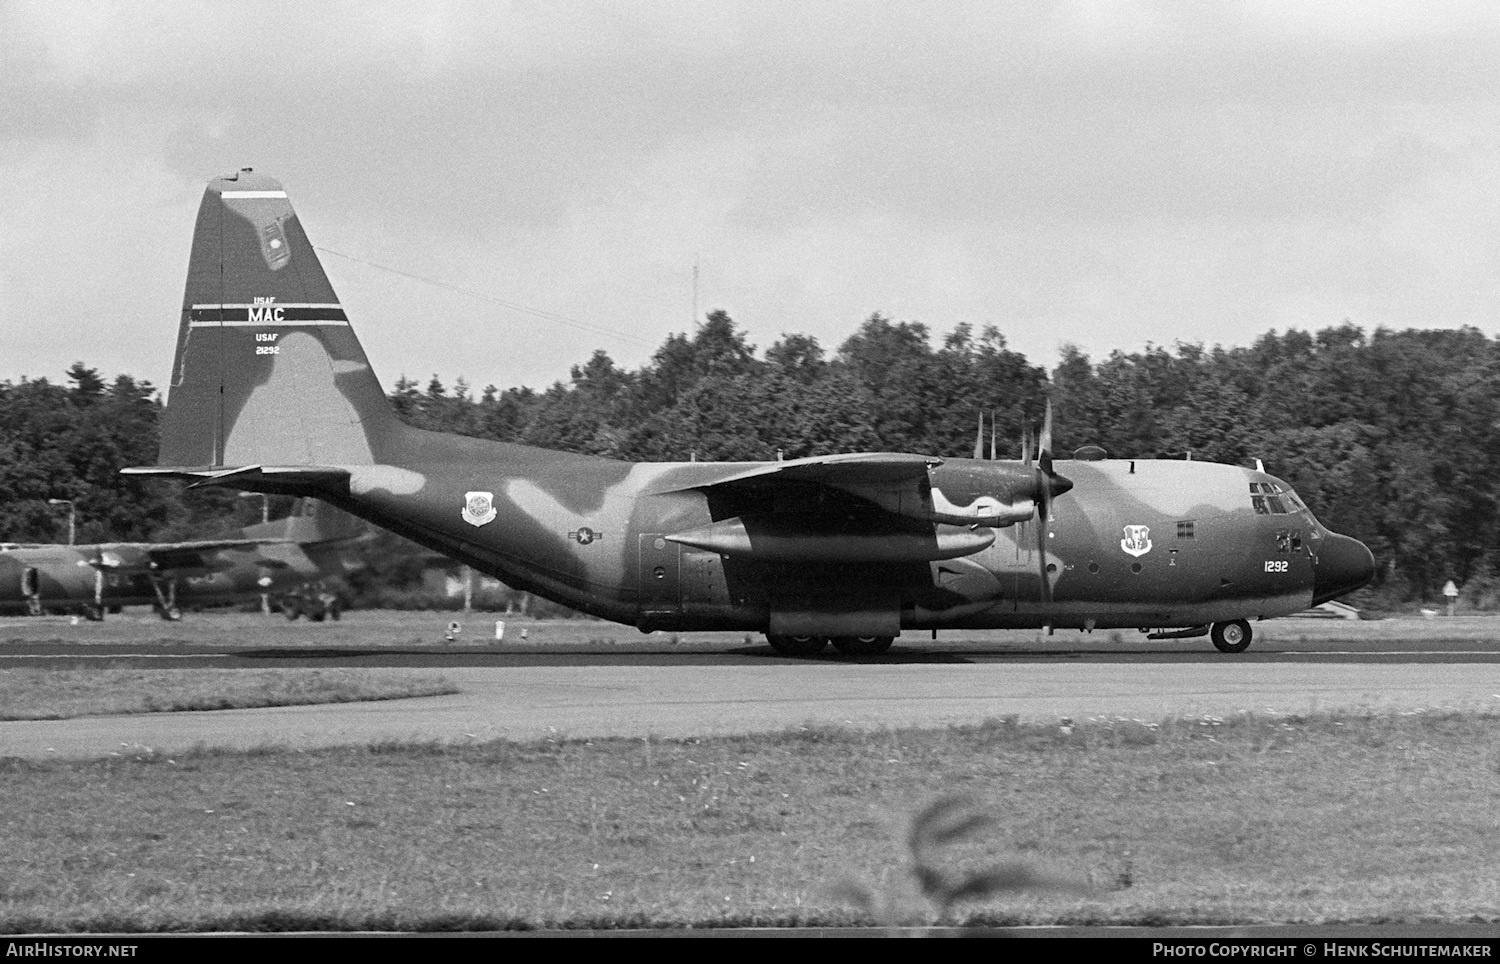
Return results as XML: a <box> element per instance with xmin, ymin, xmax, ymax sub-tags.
<box><xmin>765</xmin><ymin>634</ymin><xmax>895</xmax><ymax>657</ymax></box>
<box><xmin>1210</xmin><ymin>619</ymin><xmax>1252</xmax><ymax>653</ymax></box>
<box><xmin>148</xmin><ymin>576</ymin><xmax>181</xmax><ymax>621</ymax></box>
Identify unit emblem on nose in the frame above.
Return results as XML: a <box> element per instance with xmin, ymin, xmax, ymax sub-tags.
<box><xmin>462</xmin><ymin>491</ymin><xmax>497</xmax><ymax>527</ymax></box>
<box><xmin>1120</xmin><ymin>525</ymin><xmax>1152</xmax><ymax>558</ymax></box>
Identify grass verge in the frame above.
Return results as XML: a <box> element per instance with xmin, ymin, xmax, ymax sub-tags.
<box><xmin>2</xmin><ymin>710</ymin><xmax>1498</xmax><ymax>931</ymax></box>
<box><xmin>0</xmin><ymin>669</ymin><xmax>457</xmax><ymax>720</ymax></box>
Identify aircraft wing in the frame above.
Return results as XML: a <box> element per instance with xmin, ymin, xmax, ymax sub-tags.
<box><xmin>143</xmin><ymin>539</ymin><xmax>297</xmax><ymax>573</ymax></box>
<box><xmin>651</xmin><ymin>451</ymin><xmax>985</xmax><ymax>546</ymax></box>
<box><xmin>92</xmin><ymin>538</ymin><xmax>299</xmax><ymax>574</ymax></box>
<box><xmin>649</xmin><ymin>452</ymin><xmax>941</xmax><ymax>493</ymax></box>
<box><xmin>650</xmin><ymin>447</ymin><xmax>1049</xmax><ymax>537</ymax></box>
<box><xmin>640</xmin><ymin>453</ymin><xmax>1015</xmax><ymax>563</ymax></box>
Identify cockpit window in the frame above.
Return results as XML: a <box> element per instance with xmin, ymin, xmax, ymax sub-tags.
<box><xmin>1250</xmin><ymin>481</ymin><xmax>1303</xmax><ymax>515</ymax></box>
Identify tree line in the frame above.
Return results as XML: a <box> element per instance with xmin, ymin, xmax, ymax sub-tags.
<box><xmin>4</xmin><ymin>315</ymin><xmax>1497</xmax><ymax>609</ymax></box>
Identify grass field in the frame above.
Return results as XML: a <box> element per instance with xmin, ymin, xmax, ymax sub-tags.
<box><xmin>2</xmin><ymin>712</ymin><xmax>1498</xmax><ymax>932</ymax></box>
<box><xmin>0</xmin><ymin>669</ymin><xmax>457</xmax><ymax>720</ymax></box>
<box><xmin>1</xmin><ymin>611</ymin><xmax>1497</xmax><ymax>932</ymax></box>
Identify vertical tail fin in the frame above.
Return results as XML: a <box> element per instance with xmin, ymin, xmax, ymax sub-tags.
<box><xmin>156</xmin><ymin>169</ymin><xmax>402</xmax><ymax>469</ymax></box>
<box><xmin>242</xmin><ymin>498</ymin><xmax>368</xmax><ymax>544</ymax></box>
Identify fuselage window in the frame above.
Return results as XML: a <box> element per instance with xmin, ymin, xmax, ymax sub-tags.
<box><xmin>1176</xmin><ymin>521</ymin><xmax>1195</xmax><ymax>538</ymax></box>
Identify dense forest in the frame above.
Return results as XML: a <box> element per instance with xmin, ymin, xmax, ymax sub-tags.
<box><xmin>4</xmin><ymin>313</ymin><xmax>1498</xmax><ymax>610</ymax></box>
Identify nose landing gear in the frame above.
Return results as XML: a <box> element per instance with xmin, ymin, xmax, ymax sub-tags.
<box><xmin>1210</xmin><ymin>619</ymin><xmax>1252</xmax><ymax>653</ymax></box>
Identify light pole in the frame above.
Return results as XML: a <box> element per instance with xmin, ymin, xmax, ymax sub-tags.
<box><xmin>238</xmin><ymin>492</ymin><xmax>271</xmax><ymax>613</ymax></box>
<box><xmin>239</xmin><ymin>491</ymin><xmax>269</xmax><ymax>524</ymax></box>
<box><xmin>46</xmin><ymin>499</ymin><xmax>75</xmax><ymax>545</ymax></box>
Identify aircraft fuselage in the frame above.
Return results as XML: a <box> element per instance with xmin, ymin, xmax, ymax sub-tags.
<box><xmin>0</xmin><ymin>543</ymin><xmax>328</xmax><ymax>616</ymax></box>
<box><xmin>309</xmin><ymin>427</ymin><xmax>1369</xmax><ymax>637</ymax></box>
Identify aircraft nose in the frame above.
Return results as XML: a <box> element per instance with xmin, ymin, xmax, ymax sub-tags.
<box><xmin>1312</xmin><ymin>533</ymin><xmax>1376</xmax><ymax>606</ymax></box>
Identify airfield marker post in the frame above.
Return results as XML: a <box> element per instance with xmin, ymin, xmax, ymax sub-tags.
<box><xmin>47</xmin><ymin>499</ymin><xmax>76</xmax><ymax>545</ymax></box>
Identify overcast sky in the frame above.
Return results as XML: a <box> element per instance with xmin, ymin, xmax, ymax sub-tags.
<box><xmin>4</xmin><ymin>1</ymin><xmax>1498</xmax><ymax>397</ymax></box>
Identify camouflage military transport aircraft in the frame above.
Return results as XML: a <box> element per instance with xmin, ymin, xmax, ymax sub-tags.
<box><xmin>125</xmin><ymin>170</ymin><xmax>1375</xmax><ymax>655</ymax></box>
<box><xmin>0</xmin><ymin>499</ymin><xmax>363</xmax><ymax>621</ymax></box>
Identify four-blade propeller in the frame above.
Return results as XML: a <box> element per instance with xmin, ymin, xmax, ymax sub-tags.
<box><xmin>973</xmin><ymin>401</ymin><xmax>1073</xmax><ymax>603</ymax></box>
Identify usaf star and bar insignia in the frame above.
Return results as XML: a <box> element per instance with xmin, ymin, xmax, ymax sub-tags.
<box><xmin>461</xmin><ymin>491</ymin><xmax>604</xmax><ymax>545</ymax></box>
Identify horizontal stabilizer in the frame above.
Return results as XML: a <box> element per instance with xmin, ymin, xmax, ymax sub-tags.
<box><xmin>122</xmin><ymin>464</ymin><xmax>351</xmax><ymax>496</ymax></box>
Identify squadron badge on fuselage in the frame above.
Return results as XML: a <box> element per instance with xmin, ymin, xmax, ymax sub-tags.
<box><xmin>462</xmin><ymin>491</ymin><xmax>497</xmax><ymax>527</ymax></box>
<box><xmin>1120</xmin><ymin>525</ymin><xmax>1152</xmax><ymax>557</ymax></box>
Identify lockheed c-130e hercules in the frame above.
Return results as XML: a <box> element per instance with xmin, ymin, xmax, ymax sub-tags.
<box><xmin>125</xmin><ymin>170</ymin><xmax>1376</xmax><ymax>656</ymax></box>
<box><xmin>0</xmin><ymin>498</ymin><xmax>364</xmax><ymax>621</ymax></box>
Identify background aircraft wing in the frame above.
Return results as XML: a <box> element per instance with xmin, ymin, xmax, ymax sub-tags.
<box><xmin>92</xmin><ymin>539</ymin><xmax>297</xmax><ymax>574</ymax></box>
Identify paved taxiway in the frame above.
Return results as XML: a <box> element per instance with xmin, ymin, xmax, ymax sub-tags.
<box><xmin>4</xmin><ymin>642</ymin><xmax>1498</xmax><ymax>758</ymax></box>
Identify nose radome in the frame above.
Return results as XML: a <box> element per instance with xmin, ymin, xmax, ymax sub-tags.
<box><xmin>1312</xmin><ymin>533</ymin><xmax>1376</xmax><ymax>606</ymax></box>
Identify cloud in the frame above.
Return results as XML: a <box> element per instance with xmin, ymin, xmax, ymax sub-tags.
<box><xmin>3</xmin><ymin>1</ymin><xmax>1500</xmax><ymax>393</ymax></box>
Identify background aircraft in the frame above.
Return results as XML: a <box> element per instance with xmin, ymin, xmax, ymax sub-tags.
<box><xmin>127</xmin><ymin>170</ymin><xmax>1375</xmax><ymax>654</ymax></box>
<box><xmin>0</xmin><ymin>498</ymin><xmax>365</xmax><ymax>621</ymax></box>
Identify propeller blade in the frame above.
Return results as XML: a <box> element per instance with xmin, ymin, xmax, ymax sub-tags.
<box><xmin>974</xmin><ymin>411</ymin><xmax>984</xmax><ymax>460</ymax></box>
<box><xmin>1021</xmin><ymin>425</ymin><xmax>1033</xmax><ymax>467</ymax></box>
<box><xmin>1035</xmin><ymin>492</ymin><xmax>1051</xmax><ymax>604</ymax></box>
<box><xmin>1038</xmin><ymin>399</ymin><xmax>1055</xmax><ymax>478</ymax></box>
<box><xmin>989</xmin><ymin>410</ymin><xmax>996</xmax><ymax>461</ymax></box>
<box><xmin>1033</xmin><ymin>397</ymin><xmax>1073</xmax><ymax>512</ymax></box>
<box><xmin>1033</xmin><ymin>399</ymin><xmax>1068</xmax><ymax>604</ymax></box>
